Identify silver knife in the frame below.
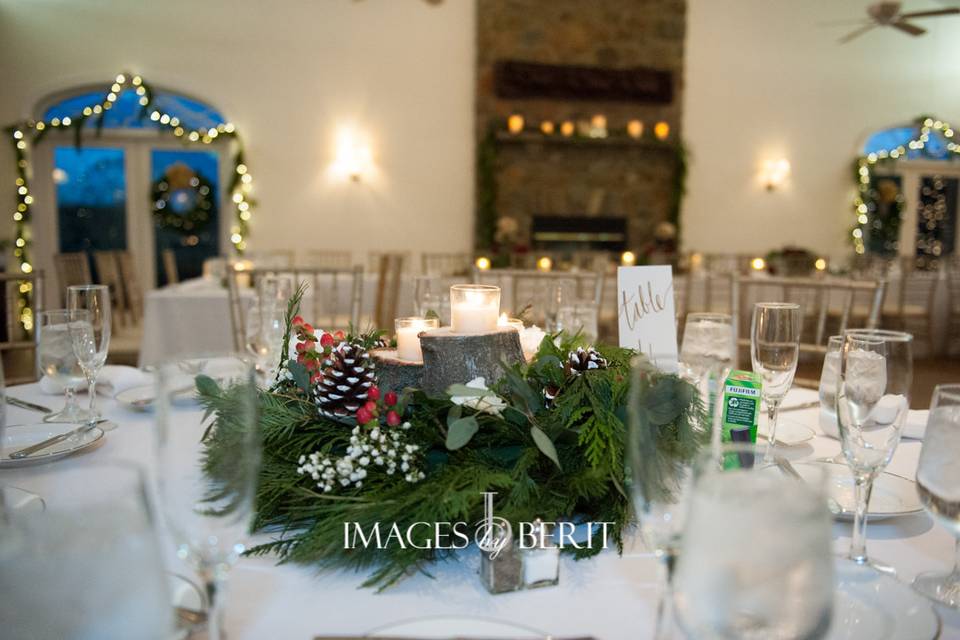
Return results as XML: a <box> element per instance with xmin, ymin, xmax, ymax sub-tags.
<box><xmin>6</xmin><ymin>396</ymin><xmax>53</xmax><ymax>414</ymax></box>
<box><xmin>9</xmin><ymin>419</ymin><xmax>106</xmax><ymax>460</ymax></box>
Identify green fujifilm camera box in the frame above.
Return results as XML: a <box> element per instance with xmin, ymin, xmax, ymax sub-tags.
<box><xmin>721</xmin><ymin>370</ymin><xmax>762</xmax><ymax>444</ymax></box>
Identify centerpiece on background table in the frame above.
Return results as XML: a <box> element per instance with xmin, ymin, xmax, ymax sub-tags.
<box><xmin>198</xmin><ymin>285</ymin><xmax>704</xmax><ymax>591</ymax></box>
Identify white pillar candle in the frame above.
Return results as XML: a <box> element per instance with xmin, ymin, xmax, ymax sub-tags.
<box><xmin>395</xmin><ymin>317</ymin><xmax>439</xmax><ymax>362</ymax></box>
<box><xmin>497</xmin><ymin>313</ymin><xmax>524</xmax><ymax>331</ymax></box>
<box><xmin>450</xmin><ymin>285</ymin><xmax>500</xmax><ymax>334</ymax></box>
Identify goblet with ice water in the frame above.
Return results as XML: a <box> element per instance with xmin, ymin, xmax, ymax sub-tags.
<box><xmin>679</xmin><ymin>312</ymin><xmax>734</xmax><ymax>447</ymax></box>
<box><xmin>836</xmin><ymin>329</ymin><xmax>912</xmax><ymax>573</ymax></box>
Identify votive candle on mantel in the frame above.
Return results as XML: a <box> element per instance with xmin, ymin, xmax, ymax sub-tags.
<box><xmin>395</xmin><ymin>317</ymin><xmax>439</xmax><ymax>362</ymax></box>
<box><xmin>450</xmin><ymin>284</ymin><xmax>500</xmax><ymax>334</ymax></box>
<box><xmin>497</xmin><ymin>313</ymin><xmax>524</xmax><ymax>331</ymax></box>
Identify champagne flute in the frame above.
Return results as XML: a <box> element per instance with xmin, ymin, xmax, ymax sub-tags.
<box><xmin>154</xmin><ymin>354</ymin><xmax>260</xmax><ymax>640</ymax></box>
<box><xmin>679</xmin><ymin>313</ymin><xmax>734</xmax><ymax>448</ymax></box>
<box><xmin>750</xmin><ymin>303</ymin><xmax>800</xmax><ymax>462</ymax></box>
<box><xmin>836</xmin><ymin>329</ymin><xmax>912</xmax><ymax>573</ymax></box>
<box><xmin>245</xmin><ymin>302</ymin><xmax>285</xmax><ymax>383</ymax></box>
<box><xmin>67</xmin><ymin>285</ymin><xmax>111</xmax><ymax>422</ymax></box>
<box><xmin>36</xmin><ymin>310</ymin><xmax>91</xmax><ymax>423</ymax></box>
<box><xmin>913</xmin><ymin>383</ymin><xmax>960</xmax><ymax>607</ymax></box>
<box><xmin>674</xmin><ymin>443</ymin><xmax>834</xmax><ymax>639</ymax></box>
<box><xmin>628</xmin><ymin>356</ymin><xmax>707</xmax><ymax>640</ymax></box>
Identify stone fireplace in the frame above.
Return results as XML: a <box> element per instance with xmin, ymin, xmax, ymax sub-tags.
<box><xmin>476</xmin><ymin>0</ymin><xmax>687</xmax><ymax>257</ymax></box>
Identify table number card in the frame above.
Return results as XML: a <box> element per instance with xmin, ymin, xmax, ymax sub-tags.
<box><xmin>617</xmin><ymin>265</ymin><xmax>679</xmax><ymax>373</ymax></box>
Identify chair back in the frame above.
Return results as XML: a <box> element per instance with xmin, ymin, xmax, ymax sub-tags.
<box><xmin>303</xmin><ymin>250</ymin><xmax>353</xmax><ymax>270</ymax></box>
<box><xmin>249</xmin><ymin>266</ymin><xmax>363</xmax><ymax>332</ymax></box>
<box><xmin>472</xmin><ymin>267</ymin><xmax>601</xmax><ymax>326</ymax></box>
<box><xmin>225</xmin><ymin>264</ymin><xmax>247</xmax><ymax>352</ymax></box>
<box><xmin>730</xmin><ymin>275</ymin><xmax>886</xmax><ymax>365</ymax></box>
<box><xmin>116</xmin><ymin>251</ymin><xmax>144</xmax><ymax>324</ymax></box>
<box><xmin>2</xmin><ymin>271</ymin><xmax>44</xmax><ymax>384</ymax></box>
<box><xmin>421</xmin><ymin>252</ymin><xmax>472</xmax><ymax>276</ymax></box>
<box><xmin>161</xmin><ymin>249</ymin><xmax>179</xmax><ymax>284</ymax></box>
<box><xmin>247</xmin><ymin>250</ymin><xmax>295</xmax><ymax>269</ymax></box>
<box><xmin>93</xmin><ymin>251</ymin><xmax>129</xmax><ymax>328</ymax></box>
<box><xmin>368</xmin><ymin>251</ymin><xmax>412</xmax><ymax>275</ymax></box>
<box><xmin>373</xmin><ymin>254</ymin><xmax>405</xmax><ymax>331</ymax></box>
<box><xmin>53</xmin><ymin>252</ymin><xmax>92</xmax><ymax>304</ymax></box>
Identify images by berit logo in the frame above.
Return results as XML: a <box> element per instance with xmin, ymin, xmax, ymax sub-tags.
<box><xmin>342</xmin><ymin>491</ymin><xmax>615</xmax><ymax>556</ymax></box>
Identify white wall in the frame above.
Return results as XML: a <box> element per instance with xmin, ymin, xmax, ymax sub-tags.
<box><xmin>683</xmin><ymin>0</ymin><xmax>960</xmax><ymax>260</ymax></box>
<box><xmin>0</xmin><ymin>0</ymin><xmax>476</xmax><ymax>256</ymax></box>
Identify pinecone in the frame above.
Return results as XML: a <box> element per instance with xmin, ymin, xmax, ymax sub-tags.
<box><xmin>565</xmin><ymin>347</ymin><xmax>608</xmax><ymax>376</ymax></box>
<box><xmin>542</xmin><ymin>384</ymin><xmax>561</xmax><ymax>409</ymax></box>
<box><xmin>316</xmin><ymin>341</ymin><xmax>376</xmax><ymax>419</ymax></box>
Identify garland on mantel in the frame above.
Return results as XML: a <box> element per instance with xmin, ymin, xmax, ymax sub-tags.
<box><xmin>4</xmin><ymin>71</ymin><xmax>255</xmax><ymax>332</ymax></box>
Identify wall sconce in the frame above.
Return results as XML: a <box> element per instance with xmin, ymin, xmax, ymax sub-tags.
<box><xmin>760</xmin><ymin>158</ymin><xmax>791</xmax><ymax>191</ymax></box>
<box><xmin>332</xmin><ymin>126</ymin><xmax>373</xmax><ymax>183</ymax></box>
<box><xmin>507</xmin><ymin>114</ymin><xmax>525</xmax><ymax>135</ymax></box>
<box><xmin>654</xmin><ymin>121</ymin><xmax>670</xmax><ymax>140</ymax></box>
<box><xmin>627</xmin><ymin>120</ymin><xmax>644</xmax><ymax>139</ymax></box>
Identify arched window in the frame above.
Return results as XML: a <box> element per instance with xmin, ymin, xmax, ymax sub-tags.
<box><xmin>42</xmin><ymin>88</ymin><xmax>226</xmax><ymax>132</ymax></box>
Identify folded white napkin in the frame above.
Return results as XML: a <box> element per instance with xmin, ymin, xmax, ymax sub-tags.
<box><xmin>819</xmin><ymin>406</ymin><xmax>928</xmax><ymax>440</ymax></box>
<box><xmin>39</xmin><ymin>365</ymin><xmax>153</xmax><ymax>397</ymax></box>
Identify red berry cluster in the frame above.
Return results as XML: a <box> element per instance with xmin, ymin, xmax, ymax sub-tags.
<box><xmin>292</xmin><ymin>315</ymin><xmax>346</xmax><ymax>385</ymax></box>
<box><xmin>355</xmin><ymin>385</ymin><xmax>401</xmax><ymax>427</ymax></box>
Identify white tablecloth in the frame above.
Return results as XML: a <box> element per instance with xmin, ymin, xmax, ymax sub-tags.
<box><xmin>4</xmin><ymin>385</ymin><xmax>959</xmax><ymax>639</ymax></box>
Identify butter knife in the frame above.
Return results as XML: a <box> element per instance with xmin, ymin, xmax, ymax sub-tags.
<box><xmin>6</xmin><ymin>396</ymin><xmax>52</xmax><ymax>414</ymax></box>
<box><xmin>9</xmin><ymin>419</ymin><xmax>106</xmax><ymax>460</ymax></box>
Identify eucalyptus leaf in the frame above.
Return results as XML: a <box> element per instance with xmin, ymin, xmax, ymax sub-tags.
<box><xmin>424</xmin><ymin>309</ymin><xmax>440</xmax><ymax>321</ymax></box>
<box><xmin>530</xmin><ymin>425</ymin><xmax>561</xmax><ymax>469</ymax></box>
<box><xmin>446</xmin><ymin>416</ymin><xmax>479</xmax><ymax>450</ymax></box>
<box><xmin>195</xmin><ymin>374</ymin><xmax>221</xmax><ymax>398</ymax></box>
<box><xmin>446</xmin><ymin>383</ymin><xmax>487</xmax><ymax>398</ymax></box>
<box><xmin>287</xmin><ymin>360</ymin><xmax>311</xmax><ymax>393</ymax></box>
<box><xmin>446</xmin><ymin>404</ymin><xmax>462</xmax><ymax>427</ymax></box>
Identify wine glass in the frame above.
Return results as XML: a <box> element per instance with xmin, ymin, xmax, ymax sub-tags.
<box><xmin>750</xmin><ymin>302</ymin><xmax>800</xmax><ymax>462</ymax></box>
<box><xmin>36</xmin><ymin>309</ymin><xmax>91</xmax><ymax>423</ymax></box>
<box><xmin>245</xmin><ymin>302</ymin><xmax>285</xmax><ymax>383</ymax></box>
<box><xmin>67</xmin><ymin>285</ymin><xmax>111</xmax><ymax>422</ymax></box>
<box><xmin>836</xmin><ymin>329</ymin><xmax>912</xmax><ymax>573</ymax></box>
<box><xmin>673</xmin><ymin>442</ymin><xmax>834</xmax><ymax>639</ymax></box>
<box><xmin>679</xmin><ymin>313</ymin><xmax>734</xmax><ymax>448</ymax></box>
<box><xmin>0</xmin><ymin>463</ymin><xmax>173</xmax><ymax>639</ymax></box>
<box><xmin>628</xmin><ymin>355</ymin><xmax>707</xmax><ymax>640</ymax></box>
<box><xmin>154</xmin><ymin>354</ymin><xmax>260</xmax><ymax>640</ymax></box>
<box><xmin>257</xmin><ymin>274</ymin><xmax>293</xmax><ymax>309</ymax></box>
<box><xmin>912</xmin><ymin>383</ymin><xmax>960</xmax><ymax>607</ymax></box>
<box><xmin>817</xmin><ymin>335</ymin><xmax>845</xmax><ymax>462</ymax></box>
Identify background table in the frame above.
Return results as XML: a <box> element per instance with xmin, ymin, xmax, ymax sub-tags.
<box><xmin>4</xmin><ymin>385</ymin><xmax>959</xmax><ymax>639</ymax></box>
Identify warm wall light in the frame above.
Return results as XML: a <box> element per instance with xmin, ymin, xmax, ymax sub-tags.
<box><xmin>536</xmin><ymin>256</ymin><xmax>553</xmax><ymax>272</ymax></box>
<box><xmin>654</xmin><ymin>121</ymin><xmax>670</xmax><ymax>140</ymax></box>
<box><xmin>540</xmin><ymin>120</ymin><xmax>555</xmax><ymax>135</ymax></box>
<box><xmin>331</xmin><ymin>126</ymin><xmax>373</xmax><ymax>182</ymax></box>
<box><xmin>627</xmin><ymin>120</ymin><xmax>644</xmax><ymax>139</ymax></box>
<box><xmin>475</xmin><ymin>256</ymin><xmax>491</xmax><ymax>271</ymax></box>
<box><xmin>761</xmin><ymin>158</ymin><xmax>791</xmax><ymax>191</ymax></box>
<box><xmin>507</xmin><ymin>114</ymin><xmax>525</xmax><ymax>135</ymax></box>
<box><xmin>621</xmin><ymin>250</ymin><xmax>637</xmax><ymax>266</ymax></box>
<box><xmin>751</xmin><ymin>257</ymin><xmax>766</xmax><ymax>271</ymax></box>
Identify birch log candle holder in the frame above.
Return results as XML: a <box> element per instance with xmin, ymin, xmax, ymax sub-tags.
<box><xmin>419</xmin><ymin>326</ymin><xmax>524</xmax><ymax>397</ymax></box>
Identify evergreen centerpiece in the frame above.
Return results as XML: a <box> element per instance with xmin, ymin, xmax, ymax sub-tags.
<box><xmin>198</xmin><ymin>287</ymin><xmax>704</xmax><ymax>590</ymax></box>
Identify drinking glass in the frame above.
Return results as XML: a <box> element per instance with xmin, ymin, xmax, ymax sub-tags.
<box><xmin>555</xmin><ymin>301</ymin><xmax>600</xmax><ymax>342</ymax></box>
<box><xmin>37</xmin><ymin>309</ymin><xmax>91</xmax><ymax>423</ymax></box>
<box><xmin>817</xmin><ymin>335</ymin><xmax>844</xmax><ymax>462</ymax></box>
<box><xmin>674</xmin><ymin>443</ymin><xmax>834</xmax><ymax>639</ymax></box>
<box><xmin>245</xmin><ymin>302</ymin><xmax>285</xmax><ymax>382</ymax></box>
<box><xmin>836</xmin><ymin>329</ymin><xmax>912</xmax><ymax>572</ymax></box>
<box><xmin>0</xmin><ymin>463</ymin><xmax>173</xmax><ymax>639</ymax></box>
<box><xmin>414</xmin><ymin>276</ymin><xmax>451</xmax><ymax>324</ymax></box>
<box><xmin>912</xmin><ymin>383</ymin><xmax>960</xmax><ymax>607</ymax></box>
<box><xmin>679</xmin><ymin>313</ymin><xmax>734</xmax><ymax>448</ymax></box>
<box><xmin>155</xmin><ymin>354</ymin><xmax>260</xmax><ymax>640</ymax></box>
<box><xmin>750</xmin><ymin>302</ymin><xmax>800</xmax><ymax>462</ymax></box>
<box><xmin>257</xmin><ymin>274</ymin><xmax>293</xmax><ymax>309</ymax></box>
<box><xmin>628</xmin><ymin>356</ymin><xmax>707</xmax><ymax>640</ymax></box>
<box><xmin>67</xmin><ymin>284</ymin><xmax>111</xmax><ymax>422</ymax></box>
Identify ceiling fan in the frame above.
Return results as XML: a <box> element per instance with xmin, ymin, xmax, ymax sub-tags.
<box><xmin>833</xmin><ymin>2</ymin><xmax>959</xmax><ymax>43</ymax></box>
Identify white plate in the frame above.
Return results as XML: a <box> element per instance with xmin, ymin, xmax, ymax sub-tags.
<box><xmin>0</xmin><ymin>422</ymin><xmax>104</xmax><ymax>468</ymax></box>
<box><xmin>368</xmin><ymin>615</ymin><xmax>546</xmax><ymax>638</ymax></box>
<box><xmin>759</xmin><ymin>417</ymin><xmax>816</xmax><ymax>446</ymax></box>
<box><xmin>115</xmin><ymin>383</ymin><xmax>197</xmax><ymax>412</ymax></box>
<box><xmin>794</xmin><ymin>462</ymin><xmax>923</xmax><ymax>521</ymax></box>
<box><xmin>827</xmin><ymin>559</ymin><xmax>940</xmax><ymax>640</ymax></box>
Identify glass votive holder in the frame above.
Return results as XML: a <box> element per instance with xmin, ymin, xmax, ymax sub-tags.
<box><xmin>395</xmin><ymin>317</ymin><xmax>439</xmax><ymax>362</ymax></box>
<box><xmin>450</xmin><ymin>284</ymin><xmax>500</xmax><ymax>334</ymax></box>
<box><xmin>497</xmin><ymin>314</ymin><xmax>524</xmax><ymax>331</ymax></box>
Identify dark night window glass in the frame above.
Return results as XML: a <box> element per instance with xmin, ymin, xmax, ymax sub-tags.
<box><xmin>916</xmin><ymin>175</ymin><xmax>957</xmax><ymax>260</ymax></box>
<box><xmin>54</xmin><ymin>146</ymin><xmax>127</xmax><ymax>254</ymax></box>
<box><xmin>43</xmin><ymin>89</ymin><xmax>225</xmax><ymax>132</ymax></box>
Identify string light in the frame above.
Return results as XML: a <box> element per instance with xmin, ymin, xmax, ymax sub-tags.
<box><xmin>5</xmin><ymin>71</ymin><xmax>255</xmax><ymax>333</ymax></box>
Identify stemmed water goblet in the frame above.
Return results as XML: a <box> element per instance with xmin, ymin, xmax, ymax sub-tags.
<box><xmin>836</xmin><ymin>329</ymin><xmax>912</xmax><ymax>573</ymax></box>
<box><xmin>67</xmin><ymin>285</ymin><xmax>111</xmax><ymax>423</ymax></box>
<box><xmin>679</xmin><ymin>312</ymin><xmax>734</xmax><ymax>448</ymax></box>
<box><xmin>912</xmin><ymin>383</ymin><xmax>960</xmax><ymax>607</ymax></box>
<box><xmin>154</xmin><ymin>354</ymin><xmax>261</xmax><ymax>640</ymax></box>
<box><xmin>750</xmin><ymin>302</ymin><xmax>801</xmax><ymax>462</ymax></box>
<box><xmin>37</xmin><ymin>309</ymin><xmax>90</xmax><ymax>423</ymax></box>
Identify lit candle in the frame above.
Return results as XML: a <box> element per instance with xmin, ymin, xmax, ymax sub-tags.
<box><xmin>540</xmin><ymin>120</ymin><xmax>555</xmax><ymax>135</ymax></box>
<box><xmin>654</xmin><ymin>121</ymin><xmax>670</xmax><ymax>140</ymax></box>
<box><xmin>627</xmin><ymin>119</ymin><xmax>644</xmax><ymax>139</ymax></box>
<box><xmin>537</xmin><ymin>256</ymin><xmax>552</xmax><ymax>272</ymax></box>
<box><xmin>450</xmin><ymin>284</ymin><xmax>500</xmax><ymax>334</ymax></box>
<box><xmin>497</xmin><ymin>313</ymin><xmax>524</xmax><ymax>331</ymax></box>
<box><xmin>395</xmin><ymin>317</ymin><xmax>439</xmax><ymax>362</ymax></box>
<box><xmin>560</xmin><ymin>121</ymin><xmax>574</xmax><ymax>137</ymax></box>
<box><xmin>507</xmin><ymin>114</ymin><xmax>524</xmax><ymax>135</ymax></box>
<box><xmin>232</xmin><ymin>259</ymin><xmax>253</xmax><ymax>288</ymax></box>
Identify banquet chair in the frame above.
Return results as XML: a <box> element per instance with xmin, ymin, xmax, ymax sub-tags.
<box><xmin>729</xmin><ymin>275</ymin><xmax>886</xmax><ymax>376</ymax></box>
<box><xmin>373</xmin><ymin>253</ymin><xmax>405</xmax><ymax>331</ymax></box>
<box><xmin>421</xmin><ymin>252</ymin><xmax>472</xmax><ymax>276</ymax></box>
<box><xmin>368</xmin><ymin>251</ymin><xmax>412</xmax><ymax>275</ymax></box>
<box><xmin>53</xmin><ymin>252</ymin><xmax>92</xmax><ymax>305</ymax></box>
<box><xmin>949</xmin><ymin>257</ymin><xmax>960</xmax><ymax>356</ymax></box>
<box><xmin>881</xmin><ymin>259</ymin><xmax>941</xmax><ymax>356</ymax></box>
<box><xmin>116</xmin><ymin>251</ymin><xmax>144</xmax><ymax>325</ymax></box>
<box><xmin>302</xmin><ymin>249</ymin><xmax>353</xmax><ymax>270</ymax></box>
<box><xmin>1</xmin><ymin>270</ymin><xmax>44</xmax><ymax>385</ymax></box>
<box><xmin>247</xmin><ymin>250</ymin><xmax>295</xmax><ymax>269</ymax></box>
<box><xmin>472</xmin><ymin>267</ymin><xmax>602</xmax><ymax>327</ymax></box>
<box><xmin>247</xmin><ymin>266</ymin><xmax>363</xmax><ymax>332</ymax></box>
<box><xmin>705</xmin><ymin>253</ymin><xmax>753</xmax><ymax>275</ymax></box>
<box><xmin>161</xmin><ymin>248</ymin><xmax>179</xmax><ymax>285</ymax></box>
<box><xmin>93</xmin><ymin>250</ymin><xmax>129</xmax><ymax>329</ymax></box>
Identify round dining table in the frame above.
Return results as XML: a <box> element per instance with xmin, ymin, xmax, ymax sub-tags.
<box><xmin>4</xmin><ymin>384</ymin><xmax>959</xmax><ymax>639</ymax></box>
